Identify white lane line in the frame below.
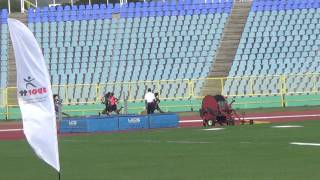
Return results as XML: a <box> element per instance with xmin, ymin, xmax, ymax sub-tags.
<box><xmin>0</xmin><ymin>128</ymin><xmax>23</xmax><ymax>132</ymax></box>
<box><xmin>240</xmin><ymin>142</ymin><xmax>252</xmax><ymax>144</ymax></box>
<box><xmin>180</xmin><ymin>113</ymin><xmax>320</xmax><ymax>123</ymax></box>
<box><xmin>180</xmin><ymin>120</ymin><xmax>203</xmax><ymax>123</ymax></box>
<box><xmin>203</xmin><ymin>128</ymin><xmax>224</xmax><ymax>131</ymax></box>
<box><xmin>63</xmin><ymin>139</ymin><xmax>212</xmax><ymax>144</ymax></box>
<box><xmin>272</xmin><ymin>125</ymin><xmax>304</xmax><ymax>128</ymax></box>
<box><xmin>290</xmin><ymin>142</ymin><xmax>320</xmax><ymax>147</ymax></box>
<box><xmin>167</xmin><ymin>140</ymin><xmax>213</xmax><ymax>144</ymax></box>
<box><xmin>245</xmin><ymin>114</ymin><xmax>320</xmax><ymax>120</ymax></box>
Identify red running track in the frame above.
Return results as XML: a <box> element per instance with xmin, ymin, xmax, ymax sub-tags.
<box><xmin>180</xmin><ymin>109</ymin><xmax>320</xmax><ymax>127</ymax></box>
<box><xmin>1</xmin><ymin>109</ymin><xmax>320</xmax><ymax>140</ymax></box>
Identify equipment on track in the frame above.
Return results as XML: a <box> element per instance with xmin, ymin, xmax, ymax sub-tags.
<box><xmin>199</xmin><ymin>95</ymin><xmax>253</xmax><ymax>127</ymax></box>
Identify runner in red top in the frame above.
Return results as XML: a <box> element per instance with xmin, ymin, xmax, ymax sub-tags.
<box><xmin>108</xmin><ymin>93</ymin><xmax>121</xmax><ymax>114</ymax></box>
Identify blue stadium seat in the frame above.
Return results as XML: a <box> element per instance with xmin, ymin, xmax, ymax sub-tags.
<box><xmin>225</xmin><ymin>0</ymin><xmax>320</xmax><ymax>95</ymax></box>
<box><xmin>25</xmin><ymin>0</ymin><xmax>233</xmax><ymax>101</ymax></box>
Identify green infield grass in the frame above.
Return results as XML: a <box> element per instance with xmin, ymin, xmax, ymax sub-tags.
<box><xmin>1</xmin><ymin>120</ymin><xmax>320</xmax><ymax>180</ymax></box>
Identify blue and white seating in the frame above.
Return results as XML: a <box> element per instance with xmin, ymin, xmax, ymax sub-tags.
<box><xmin>27</xmin><ymin>0</ymin><xmax>232</xmax><ymax>102</ymax></box>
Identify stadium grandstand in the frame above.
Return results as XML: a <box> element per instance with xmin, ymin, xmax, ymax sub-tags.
<box><xmin>0</xmin><ymin>0</ymin><xmax>320</xmax><ymax>119</ymax></box>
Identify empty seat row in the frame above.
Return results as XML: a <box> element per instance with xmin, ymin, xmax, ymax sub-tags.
<box><xmin>224</xmin><ymin>1</ymin><xmax>320</xmax><ymax>96</ymax></box>
<box><xmin>252</xmin><ymin>0</ymin><xmax>320</xmax><ymax>11</ymax></box>
<box><xmin>28</xmin><ymin>5</ymin><xmax>228</xmax><ymax>100</ymax></box>
<box><xmin>28</xmin><ymin>1</ymin><xmax>232</xmax><ymax>22</ymax></box>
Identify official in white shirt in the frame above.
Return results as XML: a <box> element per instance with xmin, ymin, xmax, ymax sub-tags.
<box><xmin>144</xmin><ymin>88</ymin><xmax>156</xmax><ymax>114</ymax></box>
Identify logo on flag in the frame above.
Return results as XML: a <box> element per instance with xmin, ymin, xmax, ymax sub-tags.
<box><xmin>24</xmin><ymin>76</ymin><xmax>37</xmax><ymax>88</ymax></box>
<box><xmin>19</xmin><ymin>76</ymin><xmax>47</xmax><ymax>97</ymax></box>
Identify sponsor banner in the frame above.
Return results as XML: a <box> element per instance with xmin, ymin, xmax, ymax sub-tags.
<box><xmin>118</xmin><ymin>115</ymin><xmax>149</xmax><ymax>130</ymax></box>
<box><xmin>60</xmin><ymin>116</ymin><xmax>118</xmax><ymax>133</ymax></box>
<box><xmin>60</xmin><ymin>114</ymin><xmax>179</xmax><ymax>133</ymax></box>
<box><xmin>149</xmin><ymin>114</ymin><xmax>179</xmax><ymax>129</ymax></box>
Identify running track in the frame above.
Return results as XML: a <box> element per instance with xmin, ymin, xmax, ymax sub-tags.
<box><xmin>180</xmin><ymin>109</ymin><xmax>320</xmax><ymax>127</ymax></box>
<box><xmin>1</xmin><ymin>109</ymin><xmax>320</xmax><ymax>140</ymax></box>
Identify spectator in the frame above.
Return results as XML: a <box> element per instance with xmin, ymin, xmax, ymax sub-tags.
<box><xmin>144</xmin><ymin>88</ymin><xmax>155</xmax><ymax>114</ymax></box>
<box><xmin>53</xmin><ymin>94</ymin><xmax>69</xmax><ymax>119</ymax></box>
<box><xmin>53</xmin><ymin>94</ymin><xmax>62</xmax><ymax>114</ymax></box>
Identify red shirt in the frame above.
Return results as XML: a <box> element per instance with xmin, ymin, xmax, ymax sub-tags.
<box><xmin>109</xmin><ymin>96</ymin><xmax>117</xmax><ymax>105</ymax></box>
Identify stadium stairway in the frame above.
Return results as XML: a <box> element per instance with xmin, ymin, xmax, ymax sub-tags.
<box><xmin>7</xmin><ymin>13</ymin><xmax>27</xmax><ymax>106</ymax></box>
<box><xmin>201</xmin><ymin>1</ymin><xmax>251</xmax><ymax>96</ymax></box>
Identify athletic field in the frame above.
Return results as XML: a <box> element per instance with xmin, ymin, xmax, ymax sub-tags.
<box><xmin>1</xmin><ymin>120</ymin><xmax>320</xmax><ymax>180</ymax></box>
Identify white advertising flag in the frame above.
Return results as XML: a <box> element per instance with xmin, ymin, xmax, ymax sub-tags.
<box><xmin>8</xmin><ymin>18</ymin><xmax>60</xmax><ymax>172</ymax></box>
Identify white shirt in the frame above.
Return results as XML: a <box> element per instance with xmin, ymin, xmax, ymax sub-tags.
<box><xmin>144</xmin><ymin>92</ymin><xmax>155</xmax><ymax>103</ymax></box>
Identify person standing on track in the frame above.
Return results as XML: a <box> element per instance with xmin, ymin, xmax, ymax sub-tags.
<box><xmin>144</xmin><ymin>88</ymin><xmax>155</xmax><ymax>114</ymax></box>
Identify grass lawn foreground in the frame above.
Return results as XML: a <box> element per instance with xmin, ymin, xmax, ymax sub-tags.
<box><xmin>0</xmin><ymin>120</ymin><xmax>320</xmax><ymax>180</ymax></box>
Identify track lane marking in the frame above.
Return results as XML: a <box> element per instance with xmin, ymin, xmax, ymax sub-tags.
<box><xmin>290</xmin><ymin>142</ymin><xmax>320</xmax><ymax>147</ymax></box>
<box><xmin>272</xmin><ymin>125</ymin><xmax>304</xmax><ymax>128</ymax></box>
<box><xmin>180</xmin><ymin>113</ymin><xmax>320</xmax><ymax>123</ymax></box>
<box><xmin>0</xmin><ymin>128</ymin><xmax>23</xmax><ymax>132</ymax></box>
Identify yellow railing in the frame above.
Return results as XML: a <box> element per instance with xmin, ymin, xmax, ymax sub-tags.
<box><xmin>0</xmin><ymin>88</ymin><xmax>4</xmax><ymax>108</ymax></box>
<box><xmin>1</xmin><ymin>73</ymin><xmax>320</xmax><ymax>119</ymax></box>
<box><xmin>24</xmin><ymin>0</ymin><xmax>37</xmax><ymax>9</ymax></box>
<box><xmin>0</xmin><ymin>88</ymin><xmax>6</xmax><ymax>118</ymax></box>
<box><xmin>48</xmin><ymin>79</ymin><xmax>192</xmax><ymax>105</ymax></box>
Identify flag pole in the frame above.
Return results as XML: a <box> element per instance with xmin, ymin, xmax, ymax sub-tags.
<box><xmin>58</xmin><ymin>111</ymin><xmax>61</xmax><ymax>180</ymax></box>
<box><xmin>57</xmin><ymin>100</ymin><xmax>62</xmax><ymax>180</ymax></box>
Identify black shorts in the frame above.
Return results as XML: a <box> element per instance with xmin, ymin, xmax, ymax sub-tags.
<box><xmin>147</xmin><ymin>102</ymin><xmax>155</xmax><ymax>114</ymax></box>
<box><xmin>109</xmin><ymin>105</ymin><xmax>117</xmax><ymax>112</ymax></box>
